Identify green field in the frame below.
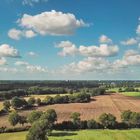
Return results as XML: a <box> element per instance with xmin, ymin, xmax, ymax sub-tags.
<box><xmin>1</xmin><ymin>129</ymin><xmax>140</xmax><ymax>140</ymax></box>
<box><xmin>106</xmin><ymin>88</ymin><xmax>120</xmax><ymax>93</ymax></box>
<box><xmin>122</xmin><ymin>92</ymin><xmax>140</xmax><ymax>97</ymax></box>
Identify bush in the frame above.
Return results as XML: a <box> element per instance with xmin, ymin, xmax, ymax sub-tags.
<box><xmin>27</xmin><ymin>97</ymin><xmax>36</xmax><ymax>106</ymax></box>
<box><xmin>87</xmin><ymin>119</ymin><xmax>99</xmax><ymax>129</ymax></box>
<box><xmin>99</xmin><ymin>113</ymin><xmax>117</xmax><ymax>129</ymax></box>
<box><xmin>27</xmin><ymin>111</ymin><xmax>43</xmax><ymax>124</ymax></box>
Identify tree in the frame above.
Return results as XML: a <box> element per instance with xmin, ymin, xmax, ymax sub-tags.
<box><xmin>26</xmin><ymin>119</ymin><xmax>50</xmax><ymax>140</ymax></box>
<box><xmin>19</xmin><ymin>116</ymin><xmax>27</xmax><ymax>126</ymax></box>
<box><xmin>28</xmin><ymin>111</ymin><xmax>43</xmax><ymax>124</ymax></box>
<box><xmin>53</xmin><ymin>95</ymin><xmax>63</xmax><ymax>104</ymax></box>
<box><xmin>3</xmin><ymin>100</ymin><xmax>11</xmax><ymax>112</ymax></box>
<box><xmin>36</xmin><ymin>98</ymin><xmax>41</xmax><ymax>106</ymax></box>
<box><xmin>40</xmin><ymin>109</ymin><xmax>57</xmax><ymax>124</ymax></box>
<box><xmin>99</xmin><ymin>113</ymin><xmax>116</xmax><ymax>128</ymax></box>
<box><xmin>8</xmin><ymin>111</ymin><xmax>20</xmax><ymax>126</ymax></box>
<box><xmin>11</xmin><ymin>97</ymin><xmax>27</xmax><ymax>109</ymax></box>
<box><xmin>70</xmin><ymin>112</ymin><xmax>81</xmax><ymax>124</ymax></box>
<box><xmin>130</xmin><ymin>112</ymin><xmax>140</xmax><ymax>127</ymax></box>
<box><xmin>28</xmin><ymin>97</ymin><xmax>36</xmax><ymax>106</ymax></box>
<box><xmin>43</xmin><ymin>96</ymin><xmax>53</xmax><ymax>105</ymax></box>
<box><xmin>121</xmin><ymin>110</ymin><xmax>133</xmax><ymax>124</ymax></box>
<box><xmin>87</xmin><ymin>119</ymin><xmax>98</xmax><ymax>129</ymax></box>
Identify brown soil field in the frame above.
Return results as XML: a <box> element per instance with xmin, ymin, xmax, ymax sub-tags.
<box><xmin>1</xmin><ymin>93</ymin><xmax>140</xmax><ymax>127</ymax></box>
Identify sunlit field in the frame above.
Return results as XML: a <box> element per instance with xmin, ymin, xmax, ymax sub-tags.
<box><xmin>1</xmin><ymin>130</ymin><xmax>140</xmax><ymax>140</ymax></box>
<box><xmin>122</xmin><ymin>92</ymin><xmax>140</xmax><ymax>97</ymax></box>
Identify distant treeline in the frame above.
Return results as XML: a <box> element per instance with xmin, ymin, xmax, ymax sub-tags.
<box><xmin>0</xmin><ymin>86</ymin><xmax>105</xmax><ymax>100</ymax></box>
<box><xmin>0</xmin><ymin>80</ymin><xmax>100</xmax><ymax>91</ymax></box>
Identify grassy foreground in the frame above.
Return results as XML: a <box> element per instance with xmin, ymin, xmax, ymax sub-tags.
<box><xmin>122</xmin><ymin>92</ymin><xmax>140</xmax><ymax>97</ymax></box>
<box><xmin>1</xmin><ymin>129</ymin><xmax>140</xmax><ymax>140</ymax></box>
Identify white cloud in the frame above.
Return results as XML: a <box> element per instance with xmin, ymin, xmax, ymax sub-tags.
<box><xmin>99</xmin><ymin>35</ymin><xmax>112</xmax><ymax>44</ymax></box>
<box><xmin>58</xmin><ymin>57</ymin><xmax>111</xmax><ymax>74</ymax></box>
<box><xmin>0</xmin><ymin>67</ymin><xmax>18</xmax><ymax>73</ymax></box>
<box><xmin>22</xmin><ymin>0</ymin><xmax>48</xmax><ymax>6</ymax></box>
<box><xmin>8</xmin><ymin>28</ymin><xmax>22</xmax><ymax>40</ymax></box>
<box><xmin>79</xmin><ymin>44</ymin><xmax>119</xmax><ymax>57</ymax></box>
<box><xmin>56</xmin><ymin>41</ymin><xmax>78</xmax><ymax>56</ymax></box>
<box><xmin>28</xmin><ymin>51</ymin><xmax>38</xmax><ymax>56</ymax></box>
<box><xmin>8</xmin><ymin>28</ymin><xmax>36</xmax><ymax>40</ymax></box>
<box><xmin>26</xmin><ymin>65</ymin><xmax>47</xmax><ymax>73</ymax></box>
<box><xmin>15</xmin><ymin>61</ymin><xmax>29</xmax><ymax>66</ymax></box>
<box><xmin>24</xmin><ymin>30</ymin><xmax>37</xmax><ymax>38</ymax></box>
<box><xmin>113</xmin><ymin>50</ymin><xmax>140</xmax><ymax>70</ymax></box>
<box><xmin>121</xmin><ymin>38</ymin><xmax>138</xmax><ymax>46</ymax></box>
<box><xmin>0</xmin><ymin>57</ymin><xmax>7</xmax><ymax>65</ymax></box>
<box><xmin>138</xmin><ymin>43</ymin><xmax>140</xmax><ymax>49</ymax></box>
<box><xmin>57</xmin><ymin>41</ymin><xmax>119</xmax><ymax>57</ymax></box>
<box><xmin>18</xmin><ymin>10</ymin><xmax>88</xmax><ymax>36</ymax></box>
<box><xmin>0</xmin><ymin>44</ymin><xmax>20</xmax><ymax>58</ymax></box>
<box><xmin>136</xmin><ymin>25</ymin><xmax>140</xmax><ymax>35</ymax></box>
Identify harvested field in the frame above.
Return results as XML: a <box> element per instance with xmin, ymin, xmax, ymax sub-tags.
<box><xmin>1</xmin><ymin>93</ymin><xmax>140</xmax><ymax>127</ymax></box>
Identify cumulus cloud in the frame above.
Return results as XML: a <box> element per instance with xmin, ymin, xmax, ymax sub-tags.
<box><xmin>8</xmin><ymin>28</ymin><xmax>36</xmax><ymax>40</ymax></box>
<box><xmin>24</xmin><ymin>30</ymin><xmax>37</xmax><ymax>38</ymax></box>
<box><xmin>79</xmin><ymin>44</ymin><xmax>119</xmax><ymax>57</ymax></box>
<box><xmin>26</xmin><ymin>65</ymin><xmax>47</xmax><ymax>73</ymax></box>
<box><xmin>0</xmin><ymin>44</ymin><xmax>20</xmax><ymax>58</ymax></box>
<box><xmin>57</xmin><ymin>41</ymin><xmax>119</xmax><ymax>57</ymax></box>
<box><xmin>56</xmin><ymin>41</ymin><xmax>78</xmax><ymax>56</ymax></box>
<box><xmin>99</xmin><ymin>35</ymin><xmax>112</xmax><ymax>44</ymax></box>
<box><xmin>22</xmin><ymin>0</ymin><xmax>48</xmax><ymax>6</ymax></box>
<box><xmin>136</xmin><ymin>25</ymin><xmax>140</xmax><ymax>35</ymax></box>
<box><xmin>0</xmin><ymin>67</ymin><xmax>18</xmax><ymax>73</ymax></box>
<box><xmin>8</xmin><ymin>28</ymin><xmax>22</xmax><ymax>40</ymax></box>
<box><xmin>0</xmin><ymin>57</ymin><xmax>7</xmax><ymax>65</ymax></box>
<box><xmin>57</xmin><ymin>57</ymin><xmax>111</xmax><ymax>74</ymax></box>
<box><xmin>15</xmin><ymin>61</ymin><xmax>29</xmax><ymax>66</ymax></box>
<box><xmin>113</xmin><ymin>50</ymin><xmax>140</xmax><ymax>70</ymax></box>
<box><xmin>28</xmin><ymin>51</ymin><xmax>38</xmax><ymax>56</ymax></box>
<box><xmin>121</xmin><ymin>38</ymin><xmax>138</xmax><ymax>46</ymax></box>
<box><xmin>18</xmin><ymin>10</ymin><xmax>88</xmax><ymax>36</ymax></box>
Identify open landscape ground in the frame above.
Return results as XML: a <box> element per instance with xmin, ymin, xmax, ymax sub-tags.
<box><xmin>122</xmin><ymin>92</ymin><xmax>140</xmax><ymax>97</ymax></box>
<box><xmin>1</xmin><ymin>129</ymin><xmax>140</xmax><ymax>140</ymax></box>
<box><xmin>1</xmin><ymin>93</ymin><xmax>140</xmax><ymax>127</ymax></box>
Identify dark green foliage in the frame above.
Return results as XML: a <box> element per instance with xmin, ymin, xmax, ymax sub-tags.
<box><xmin>11</xmin><ymin>97</ymin><xmax>27</xmax><ymax>109</ymax></box>
<box><xmin>40</xmin><ymin>109</ymin><xmax>57</xmax><ymax>124</ymax></box>
<box><xmin>28</xmin><ymin>111</ymin><xmax>43</xmax><ymax>124</ymax></box>
<box><xmin>43</xmin><ymin>96</ymin><xmax>54</xmax><ymax>105</ymax></box>
<box><xmin>121</xmin><ymin>110</ymin><xmax>133</xmax><ymax>124</ymax></box>
<box><xmin>99</xmin><ymin>113</ymin><xmax>117</xmax><ymax>128</ymax></box>
<box><xmin>121</xmin><ymin>110</ymin><xmax>140</xmax><ymax>127</ymax></box>
<box><xmin>27</xmin><ymin>97</ymin><xmax>36</xmax><ymax>106</ymax></box>
<box><xmin>0</xmin><ymin>89</ymin><xmax>28</xmax><ymax>100</ymax></box>
<box><xmin>87</xmin><ymin>119</ymin><xmax>99</xmax><ymax>129</ymax></box>
<box><xmin>19</xmin><ymin>116</ymin><xmax>27</xmax><ymax>126</ymax></box>
<box><xmin>8</xmin><ymin>111</ymin><xmax>20</xmax><ymax>126</ymax></box>
<box><xmin>89</xmin><ymin>88</ymin><xmax>106</xmax><ymax>96</ymax></box>
<box><xmin>26</xmin><ymin>119</ymin><xmax>49</xmax><ymax>140</ymax></box>
<box><xmin>3</xmin><ymin>100</ymin><xmax>11</xmax><ymax>112</ymax></box>
<box><xmin>70</xmin><ymin>112</ymin><xmax>81</xmax><ymax>128</ymax></box>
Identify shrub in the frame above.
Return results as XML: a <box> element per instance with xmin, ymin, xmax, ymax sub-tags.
<box><xmin>99</xmin><ymin>113</ymin><xmax>117</xmax><ymax>129</ymax></box>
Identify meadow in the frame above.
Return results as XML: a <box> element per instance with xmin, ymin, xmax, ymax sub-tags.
<box><xmin>121</xmin><ymin>92</ymin><xmax>140</xmax><ymax>97</ymax></box>
<box><xmin>1</xmin><ymin>129</ymin><xmax>140</xmax><ymax>140</ymax></box>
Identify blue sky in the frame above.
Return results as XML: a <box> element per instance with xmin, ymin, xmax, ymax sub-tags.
<box><xmin>0</xmin><ymin>0</ymin><xmax>140</xmax><ymax>80</ymax></box>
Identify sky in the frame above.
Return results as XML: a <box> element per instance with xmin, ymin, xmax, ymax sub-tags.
<box><xmin>0</xmin><ymin>0</ymin><xmax>140</xmax><ymax>80</ymax></box>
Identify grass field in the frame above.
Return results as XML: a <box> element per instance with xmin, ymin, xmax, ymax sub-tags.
<box><xmin>1</xmin><ymin>129</ymin><xmax>140</xmax><ymax>140</ymax></box>
<box><xmin>121</xmin><ymin>92</ymin><xmax>140</xmax><ymax>97</ymax></box>
<box><xmin>106</xmin><ymin>88</ymin><xmax>119</xmax><ymax>92</ymax></box>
